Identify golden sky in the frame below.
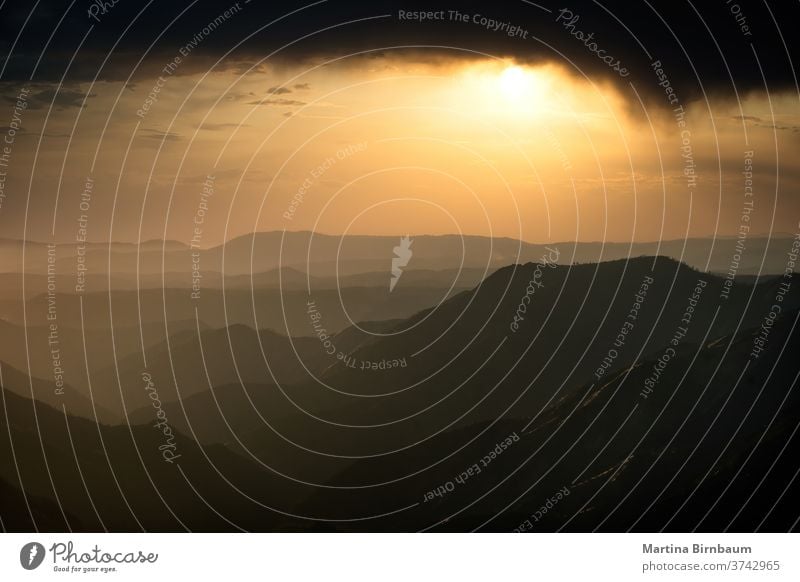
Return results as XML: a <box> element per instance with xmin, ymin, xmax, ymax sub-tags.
<box><xmin>2</xmin><ymin>55</ymin><xmax>798</xmax><ymax>245</ymax></box>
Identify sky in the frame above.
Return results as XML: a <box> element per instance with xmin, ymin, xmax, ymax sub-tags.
<box><xmin>0</xmin><ymin>0</ymin><xmax>798</xmax><ymax>245</ymax></box>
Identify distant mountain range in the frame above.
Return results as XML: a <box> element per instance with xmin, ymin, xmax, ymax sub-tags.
<box><xmin>1</xmin><ymin>232</ymin><xmax>795</xmax><ymax>280</ymax></box>
<box><xmin>1</xmin><ymin>252</ymin><xmax>798</xmax><ymax>532</ymax></box>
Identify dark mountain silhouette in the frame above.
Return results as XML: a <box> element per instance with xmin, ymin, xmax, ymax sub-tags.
<box><xmin>4</xmin><ymin>300</ymin><xmax>797</xmax><ymax>532</ymax></box>
<box><xmin>123</xmin><ymin>317</ymin><xmax>404</xmax><ymax>447</ymax></box>
<box><xmin>0</xmin><ymin>475</ymin><xmax>85</xmax><ymax>532</ymax></box>
<box><xmin>108</xmin><ymin>257</ymin><xmax>800</xmax><ymax>518</ymax></box>
<box><xmin>182</xmin><ymin>257</ymin><xmax>798</xmax><ymax>456</ymax></box>
<box><xmin>110</xmin><ymin>326</ymin><xmax>328</xmax><ymax>420</ymax></box>
<box><xmin>1</xmin><ymin>254</ymin><xmax>798</xmax><ymax>532</ymax></box>
<box><xmin>0</xmin><ymin>385</ymin><xmax>316</xmax><ymax>531</ymax></box>
<box><xmin>0</xmin><ymin>318</ymin><xmax>201</xmax><ymax>403</ymax></box>
<box><xmin>0</xmin><ymin>361</ymin><xmax>115</xmax><ymax>423</ymax></box>
<box><xmin>293</xmin><ymin>309</ymin><xmax>800</xmax><ymax>532</ymax></box>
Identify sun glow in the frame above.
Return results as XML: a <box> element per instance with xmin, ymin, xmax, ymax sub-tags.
<box><xmin>450</xmin><ymin>62</ymin><xmax>555</xmax><ymax>120</ymax></box>
<box><xmin>499</xmin><ymin>66</ymin><xmax>537</xmax><ymax>102</ymax></box>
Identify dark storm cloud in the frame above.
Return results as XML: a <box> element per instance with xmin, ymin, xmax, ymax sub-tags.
<box><xmin>0</xmin><ymin>0</ymin><xmax>797</xmax><ymax>106</ymax></box>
